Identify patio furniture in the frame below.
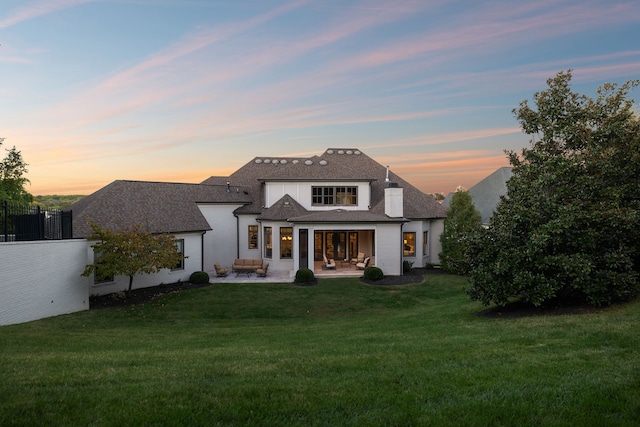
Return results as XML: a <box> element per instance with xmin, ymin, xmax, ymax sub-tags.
<box><xmin>323</xmin><ymin>254</ymin><xmax>336</xmax><ymax>269</ymax></box>
<box><xmin>232</xmin><ymin>258</ymin><xmax>263</xmax><ymax>276</ymax></box>
<box><xmin>214</xmin><ymin>263</ymin><xmax>228</xmax><ymax>277</ymax></box>
<box><xmin>351</xmin><ymin>252</ymin><xmax>365</xmax><ymax>265</ymax></box>
<box><xmin>356</xmin><ymin>257</ymin><xmax>370</xmax><ymax>270</ymax></box>
<box><xmin>256</xmin><ymin>263</ymin><xmax>269</xmax><ymax>277</ymax></box>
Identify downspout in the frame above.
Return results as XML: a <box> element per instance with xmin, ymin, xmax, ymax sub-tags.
<box><xmin>234</xmin><ymin>211</ymin><xmax>240</xmax><ymax>259</ymax></box>
<box><xmin>400</xmin><ymin>222</ymin><xmax>405</xmax><ymax>276</ymax></box>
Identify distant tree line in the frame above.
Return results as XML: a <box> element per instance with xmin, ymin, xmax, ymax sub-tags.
<box><xmin>33</xmin><ymin>195</ymin><xmax>85</xmax><ymax>210</ymax></box>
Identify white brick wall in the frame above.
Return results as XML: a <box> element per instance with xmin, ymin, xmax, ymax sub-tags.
<box><xmin>0</xmin><ymin>240</ymin><xmax>90</xmax><ymax>326</ymax></box>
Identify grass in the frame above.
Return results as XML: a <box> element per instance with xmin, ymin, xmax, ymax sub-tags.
<box><xmin>1</xmin><ymin>275</ymin><xmax>639</xmax><ymax>426</ymax></box>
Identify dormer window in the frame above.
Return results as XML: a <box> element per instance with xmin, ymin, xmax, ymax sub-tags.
<box><xmin>312</xmin><ymin>186</ymin><xmax>357</xmax><ymax>206</ymax></box>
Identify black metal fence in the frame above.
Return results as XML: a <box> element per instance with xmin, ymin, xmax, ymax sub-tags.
<box><xmin>1</xmin><ymin>200</ymin><xmax>73</xmax><ymax>242</ymax></box>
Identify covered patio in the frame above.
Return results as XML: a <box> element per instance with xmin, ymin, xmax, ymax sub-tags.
<box><xmin>312</xmin><ymin>260</ymin><xmax>367</xmax><ymax>277</ymax></box>
<box><xmin>208</xmin><ymin>263</ymin><xmax>364</xmax><ymax>283</ymax></box>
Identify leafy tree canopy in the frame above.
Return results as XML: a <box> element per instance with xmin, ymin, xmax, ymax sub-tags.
<box><xmin>0</xmin><ymin>138</ymin><xmax>33</xmax><ymax>204</ymax></box>
<box><xmin>467</xmin><ymin>70</ymin><xmax>640</xmax><ymax>307</ymax></box>
<box><xmin>82</xmin><ymin>222</ymin><xmax>184</xmax><ymax>292</ymax></box>
<box><xmin>439</xmin><ymin>189</ymin><xmax>482</xmax><ymax>275</ymax></box>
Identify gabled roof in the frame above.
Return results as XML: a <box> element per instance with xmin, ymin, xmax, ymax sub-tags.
<box><xmin>256</xmin><ymin>194</ymin><xmax>308</xmax><ymax>221</ymax></box>
<box><xmin>443</xmin><ymin>167</ymin><xmax>512</xmax><ymax>224</ymax></box>
<box><xmin>70</xmin><ymin>180</ymin><xmax>252</xmax><ymax>238</ymax></box>
<box><xmin>203</xmin><ymin>148</ymin><xmax>446</xmax><ymax>220</ymax></box>
<box><xmin>72</xmin><ymin>149</ymin><xmax>445</xmax><ymax>239</ymax></box>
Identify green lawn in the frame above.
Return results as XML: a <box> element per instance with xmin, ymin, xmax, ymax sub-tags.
<box><xmin>1</xmin><ymin>275</ymin><xmax>639</xmax><ymax>426</ymax></box>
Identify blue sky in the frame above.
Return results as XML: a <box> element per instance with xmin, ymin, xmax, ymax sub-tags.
<box><xmin>1</xmin><ymin>0</ymin><xmax>639</xmax><ymax>195</ymax></box>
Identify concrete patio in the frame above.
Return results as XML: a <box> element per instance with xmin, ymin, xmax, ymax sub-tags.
<box><xmin>208</xmin><ymin>261</ymin><xmax>365</xmax><ymax>284</ymax></box>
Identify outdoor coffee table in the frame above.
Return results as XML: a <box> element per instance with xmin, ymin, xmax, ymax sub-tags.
<box><xmin>235</xmin><ymin>269</ymin><xmax>253</xmax><ymax>277</ymax></box>
<box><xmin>337</xmin><ymin>259</ymin><xmax>351</xmax><ymax>269</ymax></box>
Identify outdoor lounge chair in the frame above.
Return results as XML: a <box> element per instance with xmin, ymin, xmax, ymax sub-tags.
<box><xmin>323</xmin><ymin>254</ymin><xmax>336</xmax><ymax>269</ymax></box>
<box><xmin>256</xmin><ymin>263</ymin><xmax>269</xmax><ymax>277</ymax></box>
<box><xmin>356</xmin><ymin>257</ymin><xmax>370</xmax><ymax>270</ymax></box>
<box><xmin>351</xmin><ymin>252</ymin><xmax>365</xmax><ymax>265</ymax></box>
<box><xmin>214</xmin><ymin>263</ymin><xmax>229</xmax><ymax>277</ymax></box>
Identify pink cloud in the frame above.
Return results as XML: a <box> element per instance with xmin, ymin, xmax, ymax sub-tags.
<box><xmin>327</xmin><ymin>2</ymin><xmax>640</xmax><ymax>75</ymax></box>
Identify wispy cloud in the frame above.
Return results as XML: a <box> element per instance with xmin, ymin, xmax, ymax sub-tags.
<box><xmin>98</xmin><ymin>1</ymin><xmax>307</xmax><ymax>92</ymax></box>
<box><xmin>0</xmin><ymin>0</ymin><xmax>98</xmax><ymax>29</ymax></box>
<box><xmin>4</xmin><ymin>0</ymin><xmax>639</xmax><ymax>195</ymax></box>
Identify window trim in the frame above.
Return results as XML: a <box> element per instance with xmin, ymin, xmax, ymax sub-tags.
<box><xmin>280</xmin><ymin>227</ymin><xmax>293</xmax><ymax>259</ymax></box>
<box><xmin>248</xmin><ymin>225</ymin><xmax>258</xmax><ymax>249</ymax></box>
<box><xmin>403</xmin><ymin>232</ymin><xmax>416</xmax><ymax>257</ymax></box>
<box><xmin>312</xmin><ymin>186</ymin><xmax>358</xmax><ymax>206</ymax></box>
<box><xmin>172</xmin><ymin>238</ymin><xmax>185</xmax><ymax>271</ymax></box>
<box><xmin>423</xmin><ymin>231</ymin><xmax>429</xmax><ymax>256</ymax></box>
<box><xmin>264</xmin><ymin>227</ymin><xmax>272</xmax><ymax>258</ymax></box>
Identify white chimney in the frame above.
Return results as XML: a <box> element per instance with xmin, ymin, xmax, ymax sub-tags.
<box><xmin>384</xmin><ymin>182</ymin><xmax>403</xmax><ymax>218</ymax></box>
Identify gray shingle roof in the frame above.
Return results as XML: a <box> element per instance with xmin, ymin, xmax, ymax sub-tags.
<box><xmin>256</xmin><ymin>194</ymin><xmax>308</xmax><ymax>221</ymax></box>
<box><xmin>70</xmin><ymin>180</ymin><xmax>252</xmax><ymax>238</ymax></box>
<box><xmin>289</xmin><ymin>209</ymin><xmax>406</xmax><ymax>223</ymax></box>
<box><xmin>203</xmin><ymin>148</ymin><xmax>446</xmax><ymax>220</ymax></box>
<box><xmin>443</xmin><ymin>167</ymin><xmax>512</xmax><ymax>224</ymax></box>
<box><xmin>73</xmin><ymin>148</ymin><xmax>445</xmax><ymax>238</ymax></box>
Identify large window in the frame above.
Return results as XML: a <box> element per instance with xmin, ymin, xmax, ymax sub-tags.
<box><xmin>172</xmin><ymin>239</ymin><xmax>184</xmax><ymax>270</ymax></box>
<box><xmin>280</xmin><ymin>227</ymin><xmax>293</xmax><ymax>259</ymax></box>
<box><xmin>248</xmin><ymin>225</ymin><xmax>258</xmax><ymax>249</ymax></box>
<box><xmin>264</xmin><ymin>227</ymin><xmax>272</xmax><ymax>258</ymax></box>
<box><xmin>312</xmin><ymin>186</ymin><xmax>357</xmax><ymax>206</ymax></box>
<box><xmin>403</xmin><ymin>232</ymin><xmax>416</xmax><ymax>257</ymax></box>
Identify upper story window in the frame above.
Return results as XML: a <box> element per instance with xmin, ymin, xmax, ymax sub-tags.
<box><xmin>312</xmin><ymin>186</ymin><xmax>357</xmax><ymax>206</ymax></box>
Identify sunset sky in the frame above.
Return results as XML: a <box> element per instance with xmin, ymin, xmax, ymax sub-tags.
<box><xmin>1</xmin><ymin>0</ymin><xmax>639</xmax><ymax>196</ymax></box>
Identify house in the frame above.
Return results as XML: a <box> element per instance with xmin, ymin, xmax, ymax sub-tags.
<box><xmin>442</xmin><ymin>167</ymin><xmax>512</xmax><ymax>225</ymax></box>
<box><xmin>71</xmin><ymin>148</ymin><xmax>446</xmax><ymax>294</ymax></box>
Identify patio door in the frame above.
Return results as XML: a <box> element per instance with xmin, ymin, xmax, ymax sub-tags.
<box><xmin>327</xmin><ymin>232</ymin><xmax>346</xmax><ymax>261</ymax></box>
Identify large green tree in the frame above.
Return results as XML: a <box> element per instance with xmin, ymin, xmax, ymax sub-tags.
<box><xmin>82</xmin><ymin>222</ymin><xmax>184</xmax><ymax>292</ymax></box>
<box><xmin>0</xmin><ymin>138</ymin><xmax>33</xmax><ymax>204</ymax></box>
<box><xmin>439</xmin><ymin>189</ymin><xmax>482</xmax><ymax>275</ymax></box>
<box><xmin>467</xmin><ymin>71</ymin><xmax>640</xmax><ymax>307</ymax></box>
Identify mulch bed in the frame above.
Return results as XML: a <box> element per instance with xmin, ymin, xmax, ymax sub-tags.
<box><xmin>90</xmin><ymin>281</ymin><xmax>213</xmax><ymax>309</ymax></box>
<box><xmin>359</xmin><ymin>267</ymin><xmax>445</xmax><ymax>286</ymax></box>
<box><xmin>91</xmin><ymin>270</ymin><xmax>437</xmax><ymax>308</ymax></box>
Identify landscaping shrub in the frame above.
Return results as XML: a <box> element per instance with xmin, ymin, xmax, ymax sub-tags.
<box><xmin>295</xmin><ymin>268</ymin><xmax>315</xmax><ymax>283</ymax></box>
<box><xmin>403</xmin><ymin>260</ymin><xmax>414</xmax><ymax>274</ymax></box>
<box><xmin>189</xmin><ymin>271</ymin><xmax>210</xmax><ymax>284</ymax></box>
<box><xmin>363</xmin><ymin>266</ymin><xmax>383</xmax><ymax>281</ymax></box>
